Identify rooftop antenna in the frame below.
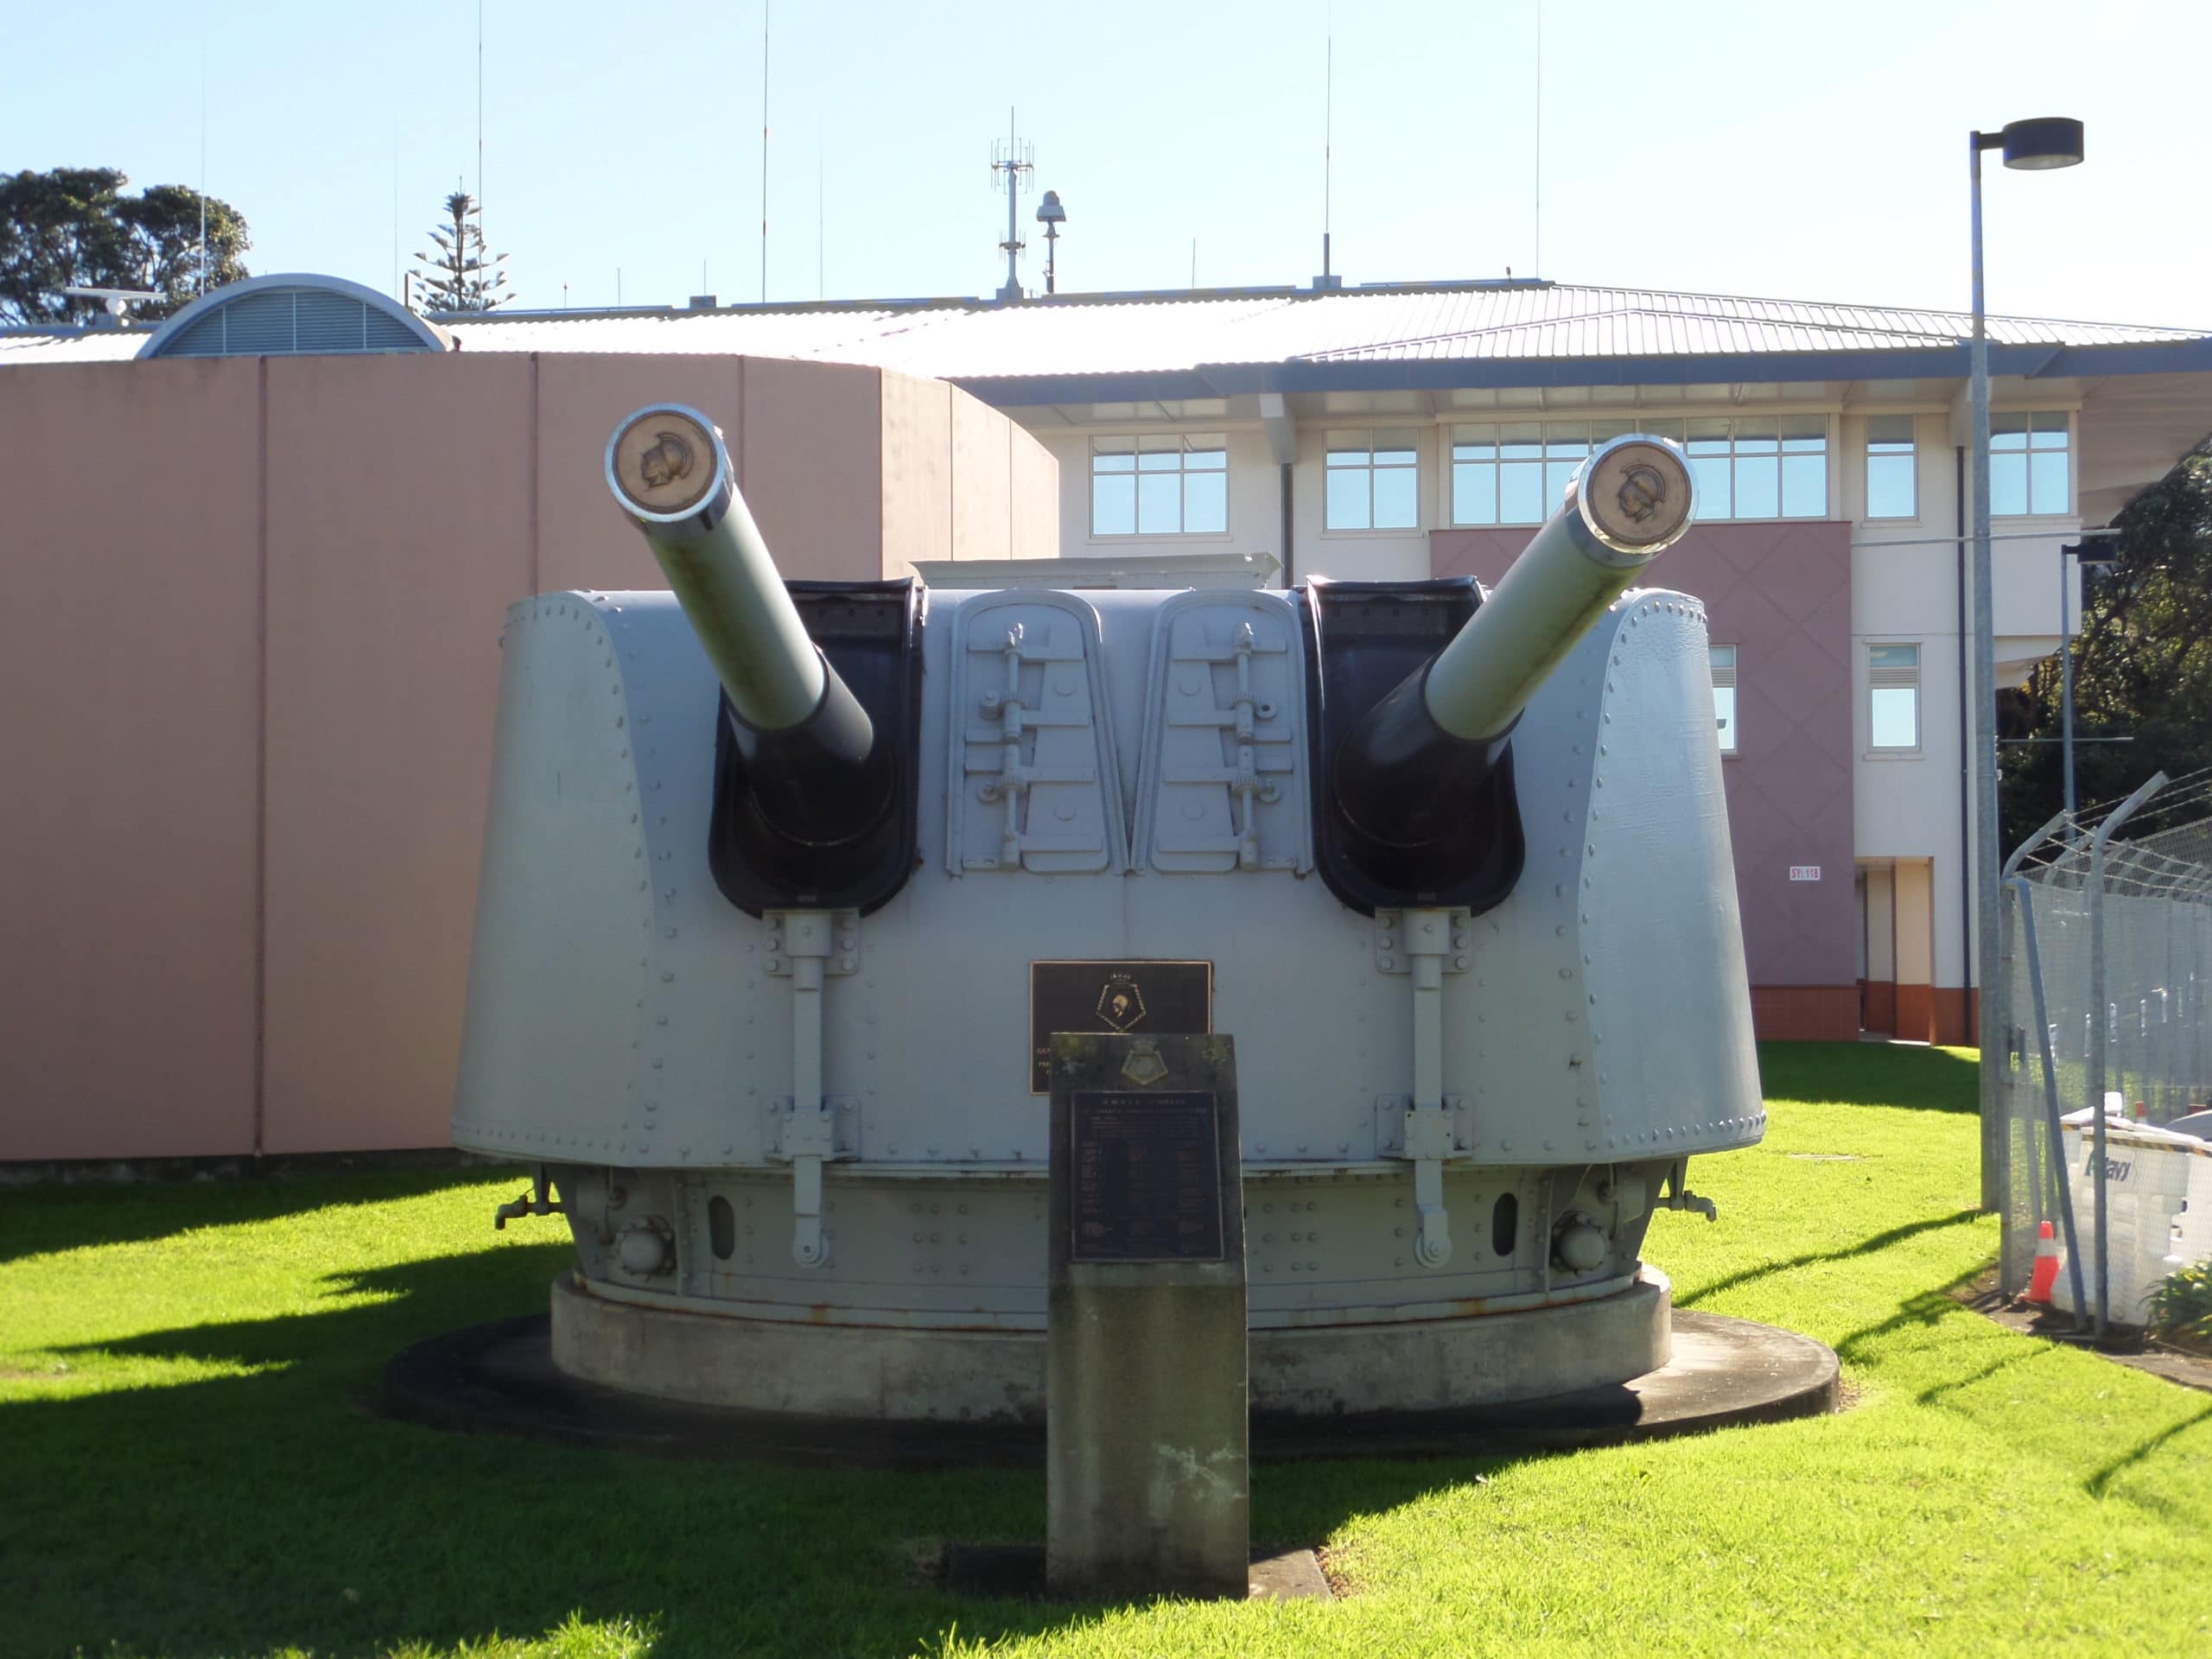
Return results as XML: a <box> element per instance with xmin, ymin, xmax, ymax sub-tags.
<box><xmin>477</xmin><ymin>0</ymin><xmax>486</xmax><ymax>276</ymax></box>
<box><xmin>63</xmin><ymin>286</ymin><xmax>160</xmax><ymax>328</ymax></box>
<box><xmin>817</xmin><ymin>133</ymin><xmax>825</xmax><ymax>301</ymax></box>
<box><xmin>761</xmin><ymin>1</ymin><xmax>771</xmax><ymax>302</ymax></box>
<box><xmin>1533</xmin><ymin>0</ymin><xmax>1543</xmax><ymax>276</ymax></box>
<box><xmin>198</xmin><ymin>42</ymin><xmax>209</xmax><ymax>292</ymax></box>
<box><xmin>990</xmin><ymin>108</ymin><xmax>1033</xmax><ymax>302</ymax></box>
<box><xmin>1036</xmin><ymin>189</ymin><xmax>1067</xmax><ymax>294</ymax></box>
<box><xmin>1315</xmin><ymin>18</ymin><xmax>1339</xmax><ymax>289</ymax></box>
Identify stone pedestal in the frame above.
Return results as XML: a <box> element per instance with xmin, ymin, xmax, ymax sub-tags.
<box><xmin>1046</xmin><ymin>1033</ymin><xmax>1247</xmax><ymax>1600</ymax></box>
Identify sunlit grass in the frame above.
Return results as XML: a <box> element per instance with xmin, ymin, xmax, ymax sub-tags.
<box><xmin>3</xmin><ymin>1044</ymin><xmax>2209</xmax><ymax>1657</ymax></box>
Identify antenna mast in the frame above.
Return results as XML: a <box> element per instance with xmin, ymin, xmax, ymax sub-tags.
<box><xmin>990</xmin><ymin>109</ymin><xmax>1033</xmax><ymax>302</ymax></box>
<box><xmin>1323</xmin><ymin>29</ymin><xmax>1332</xmax><ymax>282</ymax></box>
<box><xmin>477</xmin><ymin>1</ymin><xmax>486</xmax><ymax>271</ymax></box>
<box><xmin>1533</xmin><ymin>0</ymin><xmax>1543</xmax><ymax>276</ymax></box>
<box><xmin>761</xmin><ymin>0</ymin><xmax>771</xmax><ymax>302</ymax></box>
<box><xmin>199</xmin><ymin>42</ymin><xmax>209</xmax><ymax>292</ymax></box>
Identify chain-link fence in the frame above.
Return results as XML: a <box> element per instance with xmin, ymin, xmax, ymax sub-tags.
<box><xmin>2000</xmin><ymin>769</ymin><xmax>2212</xmax><ymax>1334</ymax></box>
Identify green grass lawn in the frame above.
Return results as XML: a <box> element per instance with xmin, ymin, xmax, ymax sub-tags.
<box><xmin>3</xmin><ymin>1043</ymin><xmax>2209</xmax><ymax>1659</ymax></box>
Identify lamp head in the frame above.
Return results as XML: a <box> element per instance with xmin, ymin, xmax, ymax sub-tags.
<box><xmin>1998</xmin><ymin>117</ymin><xmax>2085</xmax><ymax>170</ymax></box>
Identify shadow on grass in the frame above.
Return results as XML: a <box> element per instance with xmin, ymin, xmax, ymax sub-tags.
<box><xmin>1678</xmin><ymin>1208</ymin><xmax>1984</xmax><ymax>1310</ymax></box>
<box><xmin>1757</xmin><ymin>1041</ymin><xmax>1979</xmax><ymax>1114</ymax></box>
<box><xmin>0</xmin><ymin>1166</ymin><xmax>522</xmax><ymax>1267</ymax></box>
<box><xmin>3</xmin><ymin>1241</ymin><xmax>1477</xmax><ymax>1659</ymax></box>
<box><xmin>2086</xmin><ymin>1401</ymin><xmax>2212</xmax><ymax>1498</ymax></box>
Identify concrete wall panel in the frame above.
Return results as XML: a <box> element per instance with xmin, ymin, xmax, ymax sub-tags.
<box><xmin>741</xmin><ymin>358</ymin><xmax>883</xmax><ymax>577</ymax></box>
<box><xmin>949</xmin><ymin>388</ymin><xmax>1012</xmax><ymax>563</ymax></box>
<box><xmin>879</xmin><ymin>372</ymin><xmax>952</xmax><ymax>576</ymax></box>
<box><xmin>0</xmin><ymin>359</ymin><xmax>263</xmax><ymax>1159</ymax></box>
<box><xmin>1009</xmin><ymin>422</ymin><xmax>1058</xmax><ymax>562</ymax></box>
<box><xmin>259</xmin><ymin>354</ymin><xmax>537</xmax><ymax>1153</ymax></box>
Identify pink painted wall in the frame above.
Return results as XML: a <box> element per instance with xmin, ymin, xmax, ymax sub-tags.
<box><xmin>0</xmin><ymin>359</ymin><xmax>264</xmax><ymax>1159</ymax></box>
<box><xmin>0</xmin><ymin>354</ymin><xmax>1052</xmax><ymax>1162</ymax></box>
<box><xmin>1433</xmin><ymin>520</ymin><xmax>1858</xmax><ymax>1016</ymax></box>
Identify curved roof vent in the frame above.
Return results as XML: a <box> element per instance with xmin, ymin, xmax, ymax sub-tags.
<box><xmin>138</xmin><ymin>273</ymin><xmax>449</xmax><ymax>359</ymax></box>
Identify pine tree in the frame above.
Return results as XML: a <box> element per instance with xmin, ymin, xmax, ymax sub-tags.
<box><xmin>412</xmin><ymin>188</ymin><xmax>509</xmax><ymax>313</ymax></box>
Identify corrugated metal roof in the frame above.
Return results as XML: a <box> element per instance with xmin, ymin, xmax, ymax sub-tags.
<box><xmin>403</xmin><ymin>281</ymin><xmax>2212</xmax><ymax>379</ymax></box>
<box><xmin>3</xmin><ymin>281</ymin><xmax>2203</xmax><ymax>377</ymax></box>
<box><xmin>0</xmin><ymin>330</ymin><xmax>143</xmax><ymax>364</ymax></box>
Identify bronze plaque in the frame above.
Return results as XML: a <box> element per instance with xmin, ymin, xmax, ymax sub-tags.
<box><xmin>1029</xmin><ymin>960</ymin><xmax>1212</xmax><ymax>1094</ymax></box>
<box><xmin>1069</xmin><ymin>1090</ymin><xmax>1224</xmax><ymax>1262</ymax></box>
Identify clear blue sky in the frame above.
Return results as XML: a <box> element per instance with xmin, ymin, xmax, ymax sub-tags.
<box><xmin>5</xmin><ymin>0</ymin><xmax>2207</xmax><ymax>327</ymax></box>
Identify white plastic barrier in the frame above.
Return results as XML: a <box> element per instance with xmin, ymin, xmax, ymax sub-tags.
<box><xmin>2052</xmin><ymin>1109</ymin><xmax>2212</xmax><ymax>1322</ymax></box>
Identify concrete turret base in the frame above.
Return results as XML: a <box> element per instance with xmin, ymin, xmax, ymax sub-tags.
<box><xmin>550</xmin><ymin>1268</ymin><xmax>1673</xmax><ymax>1421</ymax></box>
<box><xmin>379</xmin><ymin>1270</ymin><xmax>1840</xmax><ymax>1465</ymax></box>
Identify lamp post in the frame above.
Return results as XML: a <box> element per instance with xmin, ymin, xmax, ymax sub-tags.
<box><xmin>2059</xmin><ymin>537</ymin><xmax>2119</xmax><ymax>819</ymax></box>
<box><xmin>1036</xmin><ymin>190</ymin><xmax>1067</xmax><ymax>296</ymax></box>
<box><xmin>1973</xmin><ymin>117</ymin><xmax>2084</xmax><ymax>1213</ymax></box>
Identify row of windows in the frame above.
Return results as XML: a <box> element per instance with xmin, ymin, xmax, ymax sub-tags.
<box><xmin>1705</xmin><ymin>642</ymin><xmax>1925</xmax><ymax>755</ymax></box>
<box><xmin>1455</xmin><ymin>418</ymin><xmax>1831</xmax><ymax>525</ymax></box>
<box><xmin>1087</xmin><ymin>414</ymin><xmax>2075</xmax><ymax>536</ymax></box>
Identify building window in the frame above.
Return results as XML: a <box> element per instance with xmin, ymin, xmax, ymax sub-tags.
<box><xmin>1865</xmin><ymin>416</ymin><xmax>1916</xmax><ymax>520</ymax></box>
<box><xmin>1710</xmin><ymin>645</ymin><xmax>1738</xmax><ymax>753</ymax></box>
<box><xmin>1869</xmin><ymin>643</ymin><xmax>1921</xmax><ymax>751</ymax></box>
<box><xmin>1452</xmin><ymin>416</ymin><xmax>1827</xmax><ymax>524</ymax></box>
<box><xmin>1325</xmin><ymin>429</ymin><xmax>1420</xmax><ymax>530</ymax></box>
<box><xmin>1992</xmin><ymin>410</ymin><xmax>2070</xmax><ymax>516</ymax></box>
<box><xmin>1090</xmin><ymin>435</ymin><xmax>1228</xmax><ymax>536</ymax></box>
<box><xmin>1685</xmin><ymin>416</ymin><xmax>1828</xmax><ymax>520</ymax></box>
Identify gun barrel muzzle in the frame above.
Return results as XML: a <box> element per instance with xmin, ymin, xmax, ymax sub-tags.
<box><xmin>1424</xmin><ymin>434</ymin><xmax>1695</xmax><ymax>743</ymax></box>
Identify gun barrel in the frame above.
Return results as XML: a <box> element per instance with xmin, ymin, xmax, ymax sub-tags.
<box><xmin>1426</xmin><ymin>434</ymin><xmax>1695</xmax><ymax>744</ymax></box>
<box><xmin>607</xmin><ymin>404</ymin><xmax>886</xmax><ymax>853</ymax></box>
<box><xmin>605</xmin><ymin>404</ymin><xmax>829</xmax><ymax>733</ymax></box>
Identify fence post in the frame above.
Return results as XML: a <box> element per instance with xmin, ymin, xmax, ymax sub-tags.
<box><xmin>1993</xmin><ymin>810</ymin><xmax>2072</xmax><ymax>1224</ymax></box>
<box><xmin>2012</xmin><ymin>876</ymin><xmax>2087</xmax><ymax>1319</ymax></box>
<box><xmin>2087</xmin><ymin>772</ymin><xmax>2167</xmax><ymax>1339</ymax></box>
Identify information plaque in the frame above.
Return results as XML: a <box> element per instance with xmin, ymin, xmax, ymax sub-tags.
<box><xmin>1070</xmin><ymin>1090</ymin><xmax>1224</xmax><ymax>1263</ymax></box>
<box><xmin>1028</xmin><ymin>960</ymin><xmax>1212</xmax><ymax>1093</ymax></box>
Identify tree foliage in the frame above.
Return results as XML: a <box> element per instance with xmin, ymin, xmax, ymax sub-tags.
<box><xmin>0</xmin><ymin>167</ymin><xmax>250</xmax><ymax>326</ymax></box>
<box><xmin>2000</xmin><ymin>446</ymin><xmax>2212</xmax><ymax>849</ymax></box>
<box><xmin>412</xmin><ymin>190</ymin><xmax>509</xmax><ymax>313</ymax></box>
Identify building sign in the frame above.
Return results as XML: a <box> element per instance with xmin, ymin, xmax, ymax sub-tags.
<box><xmin>1789</xmin><ymin>866</ymin><xmax>1822</xmax><ymax>882</ymax></box>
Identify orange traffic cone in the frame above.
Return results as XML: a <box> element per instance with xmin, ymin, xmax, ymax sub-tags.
<box><xmin>2027</xmin><ymin>1220</ymin><xmax>2061</xmax><ymax>1304</ymax></box>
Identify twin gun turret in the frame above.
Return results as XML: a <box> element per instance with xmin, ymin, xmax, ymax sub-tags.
<box><xmin>452</xmin><ymin>403</ymin><xmax>1761</xmax><ymax>1422</ymax></box>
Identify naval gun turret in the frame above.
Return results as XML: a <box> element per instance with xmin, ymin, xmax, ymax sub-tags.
<box><xmin>454</xmin><ymin>405</ymin><xmax>1761</xmax><ymax>1423</ymax></box>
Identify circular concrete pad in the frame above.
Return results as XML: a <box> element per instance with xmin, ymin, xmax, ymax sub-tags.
<box><xmin>379</xmin><ymin>1310</ymin><xmax>1838</xmax><ymax>1468</ymax></box>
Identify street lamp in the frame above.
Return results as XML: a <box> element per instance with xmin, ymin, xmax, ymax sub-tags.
<box><xmin>2059</xmin><ymin>536</ymin><xmax>2119</xmax><ymax>819</ymax></box>
<box><xmin>1972</xmin><ymin>116</ymin><xmax>2084</xmax><ymax>1211</ymax></box>
<box><xmin>1036</xmin><ymin>190</ymin><xmax>1067</xmax><ymax>296</ymax></box>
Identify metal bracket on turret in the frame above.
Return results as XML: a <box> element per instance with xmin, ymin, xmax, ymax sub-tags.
<box><xmin>764</xmin><ymin>1096</ymin><xmax>861</xmax><ymax>1267</ymax></box>
<box><xmin>1370</xmin><ymin>909</ymin><xmax>1473</xmax><ymax>975</ymax></box>
<box><xmin>762</xmin><ymin>908</ymin><xmax>858</xmax><ymax>1267</ymax></box>
<box><xmin>1381</xmin><ymin>906</ymin><xmax>1473</xmax><ymax>1268</ymax></box>
<box><xmin>761</xmin><ymin>910</ymin><xmax>861</xmax><ymax>978</ymax></box>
